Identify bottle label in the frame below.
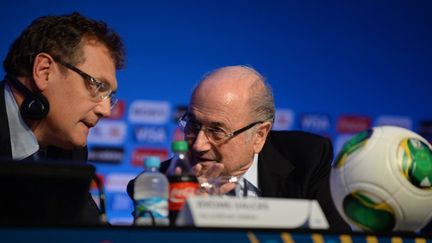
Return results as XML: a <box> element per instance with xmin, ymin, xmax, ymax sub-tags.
<box><xmin>169</xmin><ymin>182</ymin><xmax>199</xmax><ymax>211</ymax></box>
<box><xmin>135</xmin><ymin>197</ymin><xmax>169</xmax><ymax>226</ymax></box>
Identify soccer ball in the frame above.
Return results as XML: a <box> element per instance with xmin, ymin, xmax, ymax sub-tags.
<box><xmin>330</xmin><ymin>126</ymin><xmax>432</xmax><ymax>232</ymax></box>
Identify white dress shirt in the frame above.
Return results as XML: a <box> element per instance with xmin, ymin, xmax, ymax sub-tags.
<box><xmin>4</xmin><ymin>83</ymin><xmax>39</xmax><ymax>159</ymax></box>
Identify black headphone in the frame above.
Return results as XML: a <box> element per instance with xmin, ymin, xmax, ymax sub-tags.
<box><xmin>5</xmin><ymin>74</ymin><xmax>49</xmax><ymax>120</ymax></box>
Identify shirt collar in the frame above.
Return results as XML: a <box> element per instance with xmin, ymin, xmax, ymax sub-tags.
<box><xmin>4</xmin><ymin>82</ymin><xmax>39</xmax><ymax>159</ymax></box>
<box><xmin>242</xmin><ymin>153</ymin><xmax>259</xmax><ymax>189</ymax></box>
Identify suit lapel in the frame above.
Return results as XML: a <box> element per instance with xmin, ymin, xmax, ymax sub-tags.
<box><xmin>258</xmin><ymin>135</ymin><xmax>295</xmax><ymax>197</ymax></box>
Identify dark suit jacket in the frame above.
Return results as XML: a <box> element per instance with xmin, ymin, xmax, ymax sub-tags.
<box><xmin>257</xmin><ymin>130</ymin><xmax>350</xmax><ymax>231</ymax></box>
<box><xmin>0</xmin><ymin>80</ymin><xmax>102</xmax><ymax>225</ymax></box>
<box><xmin>128</xmin><ymin>130</ymin><xmax>351</xmax><ymax>231</ymax></box>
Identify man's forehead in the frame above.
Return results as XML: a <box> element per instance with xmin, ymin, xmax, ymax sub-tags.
<box><xmin>188</xmin><ymin>97</ymin><xmax>251</xmax><ymax>130</ymax></box>
<box><xmin>191</xmin><ymin>86</ymin><xmax>245</xmax><ymax>111</ymax></box>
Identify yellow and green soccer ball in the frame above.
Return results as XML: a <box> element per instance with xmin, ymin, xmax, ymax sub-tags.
<box><xmin>330</xmin><ymin>126</ymin><xmax>432</xmax><ymax>232</ymax></box>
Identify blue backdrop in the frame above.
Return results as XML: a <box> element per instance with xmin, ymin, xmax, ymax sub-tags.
<box><xmin>1</xmin><ymin>0</ymin><xmax>431</xmax><ymax>224</ymax></box>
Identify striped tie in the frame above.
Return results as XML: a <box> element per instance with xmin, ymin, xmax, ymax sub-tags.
<box><xmin>242</xmin><ymin>178</ymin><xmax>262</xmax><ymax>197</ymax></box>
<box><xmin>225</xmin><ymin>178</ymin><xmax>261</xmax><ymax>197</ymax></box>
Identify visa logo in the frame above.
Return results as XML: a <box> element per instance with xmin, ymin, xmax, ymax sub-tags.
<box><xmin>300</xmin><ymin>114</ymin><xmax>330</xmax><ymax>132</ymax></box>
<box><xmin>134</xmin><ymin>126</ymin><xmax>167</xmax><ymax>144</ymax></box>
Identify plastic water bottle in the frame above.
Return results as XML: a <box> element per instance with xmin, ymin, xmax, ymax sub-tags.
<box><xmin>166</xmin><ymin>140</ymin><xmax>199</xmax><ymax>225</ymax></box>
<box><xmin>133</xmin><ymin>156</ymin><xmax>169</xmax><ymax>226</ymax></box>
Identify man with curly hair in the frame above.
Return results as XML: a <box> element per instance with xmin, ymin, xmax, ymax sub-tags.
<box><xmin>0</xmin><ymin>12</ymin><xmax>125</xmax><ymax>224</ymax></box>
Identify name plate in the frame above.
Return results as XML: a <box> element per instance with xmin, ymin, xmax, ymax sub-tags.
<box><xmin>176</xmin><ymin>196</ymin><xmax>329</xmax><ymax>229</ymax></box>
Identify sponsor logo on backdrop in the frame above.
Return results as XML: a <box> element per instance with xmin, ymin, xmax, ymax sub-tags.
<box><xmin>108</xmin><ymin>192</ymin><xmax>134</xmax><ymax>212</ymax></box>
<box><xmin>131</xmin><ymin>147</ymin><xmax>169</xmax><ymax>167</ymax></box>
<box><xmin>300</xmin><ymin>113</ymin><xmax>331</xmax><ymax>132</ymax></box>
<box><xmin>336</xmin><ymin>115</ymin><xmax>371</xmax><ymax>134</ymax></box>
<box><xmin>172</xmin><ymin>127</ymin><xmax>185</xmax><ymax>142</ymax></box>
<box><xmin>134</xmin><ymin>125</ymin><xmax>168</xmax><ymax>144</ymax></box>
<box><xmin>88</xmin><ymin>120</ymin><xmax>127</xmax><ymax>145</ymax></box>
<box><xmin>129</xmin><ymin>100</ymin><xmax>170</xmax><ymax>124</ymax></box>
<box><xmin>105</xmin><ymin>173</ymin><xmax>137</xmax><ymax>192</ymax></box>
<box><xmin>88</xmin><ymin>146</ymin><xmax>124</xmax><ymax>164</ymax></box>
<box><xmin>108</xmin><ymin>100</ymin><xmax>126</xmax><ymax>120</ymax></box>
<box><xmin>273</xmin><ymin>108</ymin><xmax>294</xmax><ymax>130</ymax></box>
<box><xmin>173</xmin><ymin>105</ymin><xmax>188</xmax><ymax>123</ymax></box>
<box><xmin>375</xmin><ymin>115</ymin><xmax>412</xmax><ymax>129</ymax></box>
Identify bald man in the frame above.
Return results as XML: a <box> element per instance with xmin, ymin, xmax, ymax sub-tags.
<box><xmin>128</xmin><ymin>65</ymin><xmax>351</xmax><ymax>231</ymax></box>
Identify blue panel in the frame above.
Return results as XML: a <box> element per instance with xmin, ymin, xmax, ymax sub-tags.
<box><xmin>1</xmin><ymin>0</ymin><xmax>431</xmax><ymax>223</ymax></box>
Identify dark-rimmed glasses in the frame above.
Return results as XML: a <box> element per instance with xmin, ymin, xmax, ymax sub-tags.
<box><xmin>178</xmin><ymin>113</ymin><xmax>264</xmax><ymax>145</ymax></box>
<box><xmin>53</xmin><ymin>57</ymin><xmax>118</xmax><ymax>109</ymax></box>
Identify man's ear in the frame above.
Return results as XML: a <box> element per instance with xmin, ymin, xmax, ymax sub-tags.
<box><xmin>253</xmin><ymin>121</ymin><xmax>272</xmax><ymax>153</ymax></box>
<box><xmin>32</xmin><ymin>53</ymin><xmax>53</xmax><ymax>91</ymax></box>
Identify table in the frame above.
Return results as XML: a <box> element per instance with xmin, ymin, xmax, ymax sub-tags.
<box><xmin>1</xmin><ymin>226</ymin><xmax>430</xmax><ymax>243</ymax></box>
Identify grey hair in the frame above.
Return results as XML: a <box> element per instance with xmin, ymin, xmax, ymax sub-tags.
<box><xmin>242</xmin><ymin>66</ymin><xmax>275</xmax><ymax>124</ymax></box>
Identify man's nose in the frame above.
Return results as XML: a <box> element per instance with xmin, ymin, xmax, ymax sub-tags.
<box><xmin>95</xmin><ymin>99</ymin><xmax>111</xmax><ymax>118</ymax></box>
<box><xmin>192</xmin><ymin>129</ymin><xmax>212</xmax><ymax>152</ymax></box>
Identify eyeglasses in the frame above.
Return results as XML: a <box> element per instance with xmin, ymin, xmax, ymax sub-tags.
<box><xmin>178</xmin><ymin>113</ymin><xmax>264</xmax><ymax>145</ymax></box>
<box><xmin>53</xmin><ymin>57</ymin><xmax>118</xmax><ymax>109</ymax></box>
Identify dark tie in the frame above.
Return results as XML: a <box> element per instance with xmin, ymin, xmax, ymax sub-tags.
<box><xmin>225</xmin><ymin>178</ymin><xmax>261</xmax><ymax>197</ymax></box>
<box><xmin>242</xmin><ymin>178</ymin><xmax>262</xmax><ymax>197</ymax></box>
<box><xmin>24</xmin><ymin>150</ymin><xmax>47</xmax><ymax>161</ymax></box>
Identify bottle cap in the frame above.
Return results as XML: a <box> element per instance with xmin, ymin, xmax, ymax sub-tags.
<box><xmin>172</xmin><ymin>140</ymin><xmax>188</xmax><ymax>152</ymax></box>
<box><xmin>144</xmin><ymin>156</ymin><xmax>161</xmax><ymax>168</ymax></box>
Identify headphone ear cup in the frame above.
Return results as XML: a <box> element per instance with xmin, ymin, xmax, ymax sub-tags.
<box><xmin>5</xmin><ymin>74</ymin><xmax>50</xmax><ymax>120</ymax></box>
<box><xmin>20</xmin><ymin>93</ymin><xmax>50</xmax><ymax>120</ymax></box>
